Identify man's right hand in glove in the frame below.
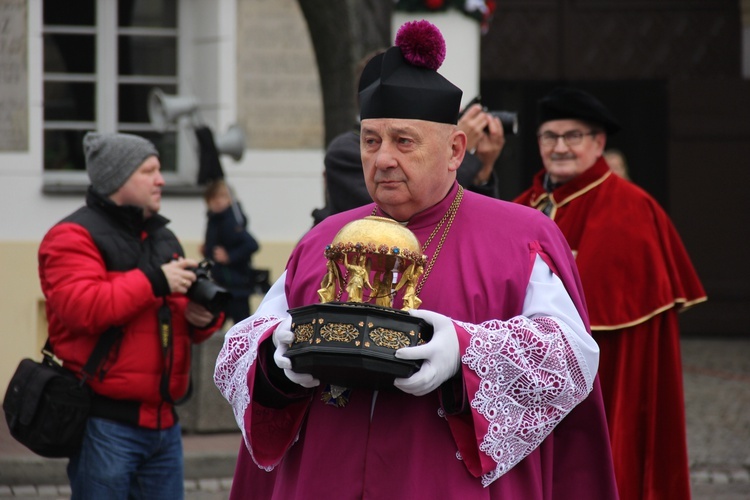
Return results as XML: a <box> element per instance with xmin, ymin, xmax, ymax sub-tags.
<box><xmin>272</xmin><ymin>316</ymin><xmax>320</xmax><ymax>388</ymax></box>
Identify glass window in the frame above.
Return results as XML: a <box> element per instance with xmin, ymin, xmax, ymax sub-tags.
<box><xmin>44</xmin><ymin>82</ymin><xmax>96</xmax><ymax>122</ymax></box>
<box><xmin>44</xmin><ymin>130</ymin><xmax>88</xmax><ymax>171</ymax></box>
<box><xmin>144</xmin><ymin>132</ymin><xmax>178</xmax><ymax>174</ymax></box>
<box><xmin>43</xmin><ymin>0</ymin><xmax>95</xmax><ymax>26</ymax></box>
<box><xmin>43</xmin><ymin>35</ymin><xmax>96</xmax><ymax>74</ymax></box>
<box><xmin>118</xmin><ymin>0</ymin><xmax>177</xmax><ymax>28</ymax></box>
<box><xmin>119</xmin><ymin>84</ymin><xmax>158</xmax><ymax>123</ymax></box>
<box><xmin>118</xmin><ymin>36</ymin><xmax>177</xmax><ymax>76</ymax></box>
<box><xmin>43</xmin><ymin>0</ymin><xmax>180</xmax><ymax>176</ymax></box>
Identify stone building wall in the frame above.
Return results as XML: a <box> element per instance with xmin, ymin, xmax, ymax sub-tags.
<box><xmin>236</xmin><ymin>0</ymin><xmax>323</xmax><ymax>149</ymax></box>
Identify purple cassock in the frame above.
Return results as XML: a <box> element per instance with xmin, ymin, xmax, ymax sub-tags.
<box><xmin>215</xmin><ymin>182</ymin><xmax>619</xmax><ymax>499</ymax></box>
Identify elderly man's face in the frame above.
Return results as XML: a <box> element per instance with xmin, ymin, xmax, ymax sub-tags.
<box><xmin>537</xmin><ymin>119</ymin><xmax>606</xmax><ymax>184</ymax></box>
<box><xmin>360</xmin><ymin>118</ymin><xmax>464</xmax><ymax>221</ymax></box>
<box><xmin>110</xmin><ymin>155</ymin><xmax>165</xmax><ymax>218</ymax></box>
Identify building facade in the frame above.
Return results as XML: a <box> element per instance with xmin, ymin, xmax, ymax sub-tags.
<box><xmin>0</xmin><ymin>0</ymin><xmax>325</xmax><ymax>388</ymax></box>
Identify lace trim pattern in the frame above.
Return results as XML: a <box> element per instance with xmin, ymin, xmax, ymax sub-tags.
<box><xmin>214</xmin><ymin>314</ymin><xmax>281</xmax><ymax>471</ymax></box>
<box><xmin>458</xmin><ymin>316</ymin><xmax>592</xmax><ymax>487</ymax></box>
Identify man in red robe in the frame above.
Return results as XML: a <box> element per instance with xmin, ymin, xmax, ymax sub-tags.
<box><xmin>515</xmin><ymin>87</ymin><xmax>707</xmax><ymax>500</ymax></box>
<box><xmin>215</xmin><ymin>22</ymin><xmax>618</xmax><ymax>499</ymax></box>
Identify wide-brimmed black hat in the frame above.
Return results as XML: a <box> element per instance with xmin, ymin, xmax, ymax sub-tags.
<box><xmin>537</xmin><ymin>87</ymin><xmax>621</xmax><ymax>135</ymax></box>
<box><xmin>358</xmin><ymin>20</ymin><xmax>463</xmax><ymax>125</ymax></box>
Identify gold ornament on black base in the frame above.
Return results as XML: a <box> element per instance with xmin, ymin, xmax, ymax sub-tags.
<box><xmin>286</xmin><ymin>216</ymin><xmax>433</xmax><ymax>392</ymax></box>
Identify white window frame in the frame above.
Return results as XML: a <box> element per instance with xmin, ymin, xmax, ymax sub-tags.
<box><xmin>42</xmin><ymin>0</ymin><xmax>198</xmax><ymax>192</ymax></box>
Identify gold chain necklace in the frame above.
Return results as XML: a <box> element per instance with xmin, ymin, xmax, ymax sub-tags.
<box><xmin>416</xmin><ymin>185</ymin><xmax>463</xmax><ymax>294</ymax></box>
<box><xmin>368</xmin><ymin>185</ymin><xmax>464</xmax><ymax>295</ymax></box>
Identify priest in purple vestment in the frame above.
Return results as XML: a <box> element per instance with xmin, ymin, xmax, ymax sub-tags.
<box><xmin>215</xmin><ymin>20</ymin><xmax>619</xmax><ymax>499</ymax></box>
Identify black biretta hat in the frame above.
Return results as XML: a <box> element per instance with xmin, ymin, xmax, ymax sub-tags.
<box><xmin>537</xmin><ymin>87</ymin><xmax>621</xmax><ymax>135</ymax></box>
<box><xmin>358</xmin><ymin>20</ymin><xmax>463</xmax><ymax>125</ymax></box>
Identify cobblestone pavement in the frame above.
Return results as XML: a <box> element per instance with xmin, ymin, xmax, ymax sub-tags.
<box><xmin>2</xmin><ymin>338</ymin><xmax>749</xmax><ymax>499</ymax></box>
<box><xmin>681</xmin><ymin>337</ymin><xmax>750</xmax><ymax>500</ymax></box>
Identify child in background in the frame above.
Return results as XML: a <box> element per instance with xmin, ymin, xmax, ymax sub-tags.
<box><xmin>202</xmin><ymin>179</ymin><xmax>259</xmax><ymax>323</ymax></box>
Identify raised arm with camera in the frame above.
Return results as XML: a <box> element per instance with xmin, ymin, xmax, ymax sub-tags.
<box><xmin>456</xmin><ymin>98</ymin><xmax>508</xmax><ymax>196</ymax></box>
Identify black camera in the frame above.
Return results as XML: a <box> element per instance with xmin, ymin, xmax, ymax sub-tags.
<box><xmin>186</xmin><ymin>260</ymin><xmax>231</xmax><ymax>315</ymax></box>
<box><xmin>489</xmin><ymin>110</ymin><xmax>518</xmax><ymax>136</ymax></box>
<box><xmin>460</xmin><ymin>96</ymin><xmax>518</xmax><ymax>136</ymax></box>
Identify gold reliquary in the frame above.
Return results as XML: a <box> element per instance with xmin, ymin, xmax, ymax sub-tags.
<box><xmin>286</xmin><ymin>216</ymin><xmax>434</xmax><ymax>389</ymax></box>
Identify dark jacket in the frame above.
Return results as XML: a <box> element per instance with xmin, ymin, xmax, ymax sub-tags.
<box><xmin>203</xmin><ymin>202</ymin><xmax>259</xmax><ymax>294</ymax></box>
<box><xmin>38</xmin><ymin>188</ymin><xmax>220</xmax><ymax>429</ymax></box>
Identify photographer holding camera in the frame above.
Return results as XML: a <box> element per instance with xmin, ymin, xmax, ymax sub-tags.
<box><xmin>38</xmin><ymin>132</ymin><xmax>224</xmax><ymax>499</ymax></box>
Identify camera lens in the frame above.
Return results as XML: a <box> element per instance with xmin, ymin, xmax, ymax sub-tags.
<box><xmin>185</xmin><ymin>260</ymin><xmax>231</xmax><ymax>315</ymax></box>
<box><xmin>186</xmin><ymin>278</ymin><xmax>230</xmax><ymax>315</ymax></box>
<box><xmin>490</xmin><ymin>111</ymin><xmax>518</xmax><ymax>136</ymax></box>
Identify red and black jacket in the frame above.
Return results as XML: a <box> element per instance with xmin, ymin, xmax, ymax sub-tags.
<box><xmin>38</xmin><ymin>188</ymin><xmax>220</xmax><ymax>429</ymax></box>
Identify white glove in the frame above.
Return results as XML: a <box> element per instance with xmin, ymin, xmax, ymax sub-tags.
<box><xmin>393</xmin><ymin>309</ymin><xmax>460</xmax><ymax>396</ymax></box>
<box><xmin>272</xmin><ymin>316</ymin><xmax>320</xmax><ymax>388</ymax></box>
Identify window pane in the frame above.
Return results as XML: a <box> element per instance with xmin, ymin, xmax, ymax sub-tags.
<box><xmin>131</xmin><ymin>131</ymin><xmax>177</xmax><ymax>173</ymax></box>
<box><xmin>44</xmin><ymin>129</ymin><xmax>88</xmax><ymax>171</ymax></box>
<box><xmin>44</xmin><ymin>0</ymin><xmax>95</xmax><ymax>26</ymax></box>
<box><xmin>119</xmin><ymin>36</ymin><xmax>177</xmax><ymax>76</ymax></box>
<box><xmin>119</xmin><ymin>0</ymin><xmax>177</xmax><ymax>28</ymax></box>
<box><xmin>119</xmin><ymin>83</ymin><xmax>177</xmax><ymax>123</ymax></box>
<box><xmin>44</xmin><ymin>82</ymin><xmax>95</xmax><ymax>121</ymax></box>
<box><xmin>44</xmin><ymin>34</ymin><xmax>95</xmax><ymax>73</ymax></box>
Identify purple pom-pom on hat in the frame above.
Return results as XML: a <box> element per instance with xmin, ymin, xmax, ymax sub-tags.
<box><xmin>357</xmin><ymin>19</ymin><xmax>462</xmax><ymax>124</ymax></box>
<box><xmin>395</xmin><ymin>20</ymin><xmax>446</xmax><ymax>71</ymax></box>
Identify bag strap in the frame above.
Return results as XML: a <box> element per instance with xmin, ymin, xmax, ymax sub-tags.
<box><xmin>44</xmin><ymin>327</ymin><xmax>122</xmax><ymax>385</ymax></box>
<box><xmin>157</xmin><ymin>302</ymin><xmax>192</xmax><ymax>405</ymax></box>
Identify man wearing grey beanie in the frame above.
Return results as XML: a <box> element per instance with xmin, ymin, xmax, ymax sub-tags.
<box><xmin>38</xmin><ymin>132</ymin><xmax>224</xmax><ymax>499</ymax></box>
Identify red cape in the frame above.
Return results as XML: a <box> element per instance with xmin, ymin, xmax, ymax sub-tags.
<box><xmin>514</xmin><ymin>158</ymin><xmax>706</xmax><ymax>330</ymax></box>
<box><xmin>515</xmin><ymin>158</ymin><xmax>707</xmax><ymax>499</ymax></box>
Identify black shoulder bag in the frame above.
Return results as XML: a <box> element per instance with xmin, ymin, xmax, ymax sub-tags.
<box><xmin>2</xmin><ymin>328</ymin><xmax>121</xmax><ymax>458</ymax></box>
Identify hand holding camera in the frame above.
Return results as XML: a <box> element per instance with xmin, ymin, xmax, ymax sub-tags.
<box><xmin>162</xmin><ymin>258</ymin><xmax>230</xmax><ymax>315</ymax></box>
<box><xmin>184</xmin><ymin>259</ymin><xmax>231</xmax><ymax>314</ymax></box>
<box><xmin>458</xmin><ymin>96</ymin><xmax>513</xmax><ymax>185</ymax></box>
<box><xmin>184</xmin><ymin>301</ymin><xmax>216</xmax><ymax>328</ymax></box>
<box><xmin>458</xmin><ymin>95</ymin><xmax>518</xmax><ymax>137</ymax></box>
<box><xmin>162</xmin><ymin>257</ymin><xmax>199</xmax><ymax>294</ymax></box>
<box><xmin>458</xmin><ymin>103</ymin><xmax>491</xmax><ymax>152</ymax></box>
